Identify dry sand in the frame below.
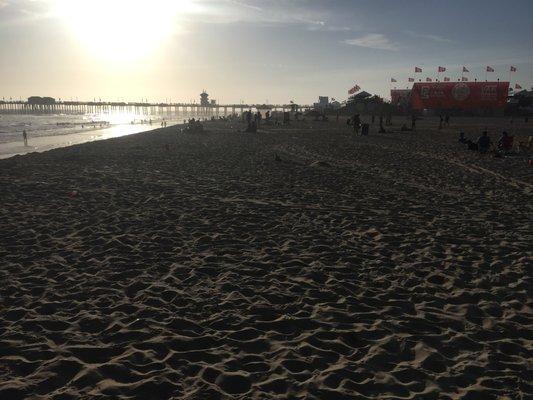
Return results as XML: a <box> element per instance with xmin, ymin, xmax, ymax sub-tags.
<box><xmin>0</xmin><ymin>117</ymin><xmax>531</xmax><ymax>399</ymax></box>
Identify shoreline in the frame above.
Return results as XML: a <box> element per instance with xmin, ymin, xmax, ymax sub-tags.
<box><xmin>0</xmin><ymin>122</ymin><xmax>177</xmax><ymax>160</ymax></box>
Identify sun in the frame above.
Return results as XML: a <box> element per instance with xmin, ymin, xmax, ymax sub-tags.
<box><xmin>56</xmin><ymin>0</ymin><xmax>192</xmax><ymax>63</ymax></box>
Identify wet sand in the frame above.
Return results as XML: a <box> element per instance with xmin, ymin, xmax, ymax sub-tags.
<box><xmin>0</xmin><ymin>122</ymin><xmax>175</xmax><ymax>160</ymax></box>
<box><xmin>0</xmin><ymin>118</ymin><xmax>531</xmax><ymax>399</ymax></box>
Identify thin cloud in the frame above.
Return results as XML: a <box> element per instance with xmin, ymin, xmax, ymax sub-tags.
<box><xmin>405</xmin><ymin>30</ymin><xmax>452</xmax><ymax>43</ymax></box>
<box><xmin>343</xmin><ymin>34</ymin><xmax>398</xmax><ymax>51</ymax></box>
<box><xmin>188</xmin><ymin>0</ymin><xmax>328</xmax><ymax>28</ymax></box>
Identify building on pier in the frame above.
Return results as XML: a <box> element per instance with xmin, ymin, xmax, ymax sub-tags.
<box><xmin>200</xmin><ymin>91</ymin><xmax>210</xmax><ymax>107</ymax></box>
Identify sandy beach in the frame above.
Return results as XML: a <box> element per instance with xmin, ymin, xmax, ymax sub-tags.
<box><xmin>0</xmin><ymin>117</ymin><xmax>531</xmax><ymax>399</ymax></box>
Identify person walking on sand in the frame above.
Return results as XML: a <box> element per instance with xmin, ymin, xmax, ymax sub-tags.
<box><xmin>411</xmin><ymin>114</ymin><xmax>418</xmax><ymax>131</ymax></box>
<box><xmin>22</xmin><ymin>129</ymin><xmax>28</xmax><ymax>146</ymax></box>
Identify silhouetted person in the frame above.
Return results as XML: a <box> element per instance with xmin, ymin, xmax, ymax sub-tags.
<box><xmin>477</xmin><ymin>131</ymin><xmax>491</xmax><ymax>153</ymax></box>
<box><xmin>466</xmin><ymin>140</ymin><xmax>478</xmax><ymax>151</ymax></box>
<box><xmin>438</xmin><ymin>115</ymin><xmax>444</xmax><ymax>130</ymax></box>
<box><xmin>459</xmin><ymin>132</ymin><xmax>467</xmax><ymax>143</ymax></box>
<box><xmin>371</xmin><ymin>114</ymin><xmax>375</xmax><ymax>124</ymax></box>
<box><xmin>411</xmin><ymin>114</ymin><xmax>418</xmax><ymax>130</ymax></box>
<box><xmin>352</xmin><ymin>114</ymin><xmax>361</xmax><ymax>134</ymax></box>
<box><xmin>22</xmin><ymin>129</ymin><xmax>28</xmax><ymax>146</ymax></box>
<box><xmin>498</xmin><ymin>131</ymin><xmax>513</xmax><ymax>152</ymax></box>
<box><xmin>377</xmin><ymin>115</ymin><xmax>385</xmax><ymax>132</ymax></box>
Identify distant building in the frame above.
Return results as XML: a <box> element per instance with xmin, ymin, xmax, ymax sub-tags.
<box><xmin>200</xmin><ymin>91</ymin><xmax>209</xmax><ymax>106</ymax></box>
<box><xmin>28</xmin><ymin>96</ymin><xmax>55</xmax><ymax>105</ymax></box>
<box><xmin>313</xmin><ymin>96</ymin><xmax>341</xmax><ymax>111</ymax></box>
<box><xmin>330</xmin><ymin>100</ymin><xmax>341</xmax><ymax>109</ymax></box>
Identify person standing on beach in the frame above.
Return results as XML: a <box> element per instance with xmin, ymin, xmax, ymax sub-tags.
<box><xmin>22</xmin><ymin>129</ymin><xmax>28</xmax><ymax>146</ymax></box>
<box><xmin>411</xmin><ymin>114</ymin><xmax>417</xmax><ymax>131</ymax></box>
<box><xmin>352</xmin><ymin>114</ymin><xmax>361</xmax><ymax>134</ymax></box>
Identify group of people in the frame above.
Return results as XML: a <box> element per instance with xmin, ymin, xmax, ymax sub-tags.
<box><xmin>244</xmin><ymin>109</ymin><xmax>269</xmax><ymax>133</ymax></box>
<box><xmin>459</xmin><ymin>130</ymin><xmax>515</xmax><ymax>154</ymax></box>
<box><xmin>181</xmin><ymin>118</ymin><xmax>204</xmax><ymax>133</ymax></box>
<box><xmin>348</xmin><ymin>113</ymin><xmax>391</xmax><ymax>134</ymax></box>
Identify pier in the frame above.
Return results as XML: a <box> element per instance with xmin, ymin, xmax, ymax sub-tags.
<box><xmin>0</xmin><ymin>100</ymin><xmax>311</xmax><ymax>117</ymax></box>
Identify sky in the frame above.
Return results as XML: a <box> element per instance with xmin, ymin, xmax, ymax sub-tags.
<box><xmin>0</xmin><ymin>0</ymin><xmax>532</xmax><ymax>104</ymax></box>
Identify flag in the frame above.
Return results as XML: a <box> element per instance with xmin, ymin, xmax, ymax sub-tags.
<box><xmin>462</xmin><ymin>66</ymin><xmax>469</xmax><ymax>73</ymax></box>
<box><xmin>348</xmin><ymin>85</ymin><xmax>361</xmax><ymax>95</ymax></box>
<box><xmin>461</xmin><ymin>77</ymin><xmax>468</xmax><ymax>81</ymax></box>
<box><xmin>510</xmin><ymin>66</ymin><xmax>517</xmax><ymax>72</ymax></box>
<box><xmin>515</xmin><ymin>83</ymin><xmax>522</xmax><ymax>89</ymax></box>
<box><xmin>443</xmin><ymin>77</ymin><xmax>450</xmax><ymax>82</ymax></box>
<box><xmin>426</xmin><ymin>77</ymin><xmax>432</xmax><ymax>82</ymax></box>
<box><xmin>438</xmin><ymin>66</ymin><xmax>446</xmax><ymax>72</ymax></box>
<box><xmin>486</xmin><ymin>66</ymin><xmax>494</xmax><ymax>72</ymax></box>
<box><xmin>408</xmin><ymin>77</ymin><xmax>414</xmax><ymax>82</ymax></box>
<box><xmin>415</xmin><ymin>67</ymin><xmax>422</xmax><ymax>73</ymax></box>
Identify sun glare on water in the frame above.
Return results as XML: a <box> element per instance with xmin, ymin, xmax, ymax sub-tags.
<box><xmin>56</xmin><ymin>0</ymin><xmax>193</xmax><ymax>63</ymax></box>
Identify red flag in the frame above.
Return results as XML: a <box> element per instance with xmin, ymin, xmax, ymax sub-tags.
<box><xmin>348</xmin><ymin>84</ymin><xmax>361</xmax><ymax>95</ymax></box>
<box><xmin>510</xmin><ymin>66</ymin><xmax>517</xmax><ymax>72</ymax></box>
<box><xmin>486</xmin><ymin>66</ymin><xmax>494</xmax><ymax>72</ymax></box>
<box><xmin>462</xmin><ymin>66</ymin><xmax>469</xmax><ymax>73</ymax></box>
<box><xmin>443</xmin><ymin>77</ymin><xmax>450</xmax><ymax>82</ymax></box>
<box><xmin>415</xmin><ymin>67</ymin><xmax>422</xmax><ymax>73</ymax></box>
<box><xmin>391</xmin><ymin>78</ymin><xmax>397</xmax><ymax>83</ymax></box>
<box><xmin>426</xmin><ymin>77</ymin><xmax>432</xmax><ymax>82</ymax></box>
<box><xmin>438</xmin><ymin>66</ymin><xmax>446</xmax><ymax>72</ymax></box>
<box><xmin>461</xmin><ymin>77</ymin><xmax>468</xmax><ymax>81</ymax></box>
<box><xmin>408</xmin><ymin>77</ymin><xmax>414</xmax><ymax>82</ymax></box>
<box><xmin>515</xmin><ymin>83</ymin><xmax>522</xmax><ymax>89</ymax></box>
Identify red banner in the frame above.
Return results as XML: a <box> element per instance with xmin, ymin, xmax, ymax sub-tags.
<box><xmin>410</xmin><ymin>81</ymin><xmax>509</xmax><ymax>110</ymax></box>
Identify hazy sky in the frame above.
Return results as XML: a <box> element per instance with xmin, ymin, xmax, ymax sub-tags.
<box><xmin>1</xmin><ymin>0</ymin><xmax>532</xmax><ymax>104</ymax></box>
